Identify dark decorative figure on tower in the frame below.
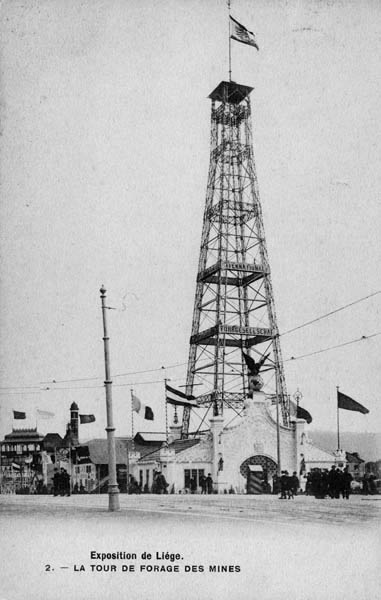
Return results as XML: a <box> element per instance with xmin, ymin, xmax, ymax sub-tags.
<box><xmin>242</xmin><ymin>352</ymin><xmax>269</xmax><ymax>396</ymax></box>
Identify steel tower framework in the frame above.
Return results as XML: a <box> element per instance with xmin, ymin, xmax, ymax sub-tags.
<box><xmin>182</xmin><ymin>80</ymin><xmax>290</xmax><ymax>437</ymax></box>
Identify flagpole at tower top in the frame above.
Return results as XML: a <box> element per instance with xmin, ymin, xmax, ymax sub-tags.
<box><xmin>336</xmin><ymin>386</ymin><xmax>341</xmax><ymax>451</ymax></box>
<box><xmin>228</xmin><ymin>0</ymin><xmax>232</xmax><ymax>81</ymax></box>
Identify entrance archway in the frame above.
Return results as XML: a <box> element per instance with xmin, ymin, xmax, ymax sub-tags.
<box><xmin>240</xmin><ymin>455</ymin><xmax>277</xmax><ymax>489</ymax></box>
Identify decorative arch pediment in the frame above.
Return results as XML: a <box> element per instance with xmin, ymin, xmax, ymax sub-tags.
<box><xmin>240</xmin><ymin>454</ymin><xmax>277</xmax><ymax>479</ymax></box>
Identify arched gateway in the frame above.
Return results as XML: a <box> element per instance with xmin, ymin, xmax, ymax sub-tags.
<box><xmin>240</xmin><ymin>455</ymin><xmax>277</xmax><ymax>482</ymax></box>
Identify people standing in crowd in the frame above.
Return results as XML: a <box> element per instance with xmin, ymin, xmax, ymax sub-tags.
<box><xmin>206</xmin><ymin>473</ymin><xmax>213</xmax><ymax>494</ymax></box>
<box><xmin>368</xmin><ymin>472</ymin><xmax>377</xmax><ymax>495</ymax></box>
<box><xmin>158</xmin><ymin>471</ymin><xmax>169</xmax><ymax>494</ymax></box>
<box><xmin>279</xmin><ymin>471</ymin><xmax>288</xmax><ymax>499</ymax></box>
<box><xmin>291</xmin><ymin>472</ymin><xmax>299</xmax><ymax>496</ymax></box>
<box><xmin>334</xmin><ymin>467</ymin><xmax>343</xmax><ymax>499</ymax></box>
<box><xmin>362</xmin><ymin>472</ymin><xmax>370</xmax><ymax>495</ymax></box>
<box><xmin>342</xmin><ymin>466</ymin><xmax>353</xmax><ymax>499</ymax></box>
<box><xmin>59</xmin><ymin>468</ymin><xmax>70</xmax><ymax>496</ymax></box>
<box><xmin>200</xmin><ymin>474</ymin><xmax>207</xmax><ymax>494</ymax></box>
<box><xmin>285</xmin><ymin>472</ymin><xmax>294</xmax><ymax>499</ymax></box>
<box><xmin>128</xmin><ymin>474</ymin><xmax>140</xmax><ymax>494</ymax></box>
<box><xmin>52</xmin><ymin>468</ymin><xmax>60</xmax><ymax>497</ymax></box>
<box><xmin>152</xmin><ymin>470</ymin><xmax>168</xmax><ymax>494</ymax></box>
<box><xmin>328</xmin><ymin>465</ymin><xmax>337</xmax><ymax>498</ymax></box>
<box><xmin>305</xmin><ymin>472</ymin><xmax>312</xmax><ymax>495</ymax></box>
<box><xmin>190</xmin><ymin>477</ymin><xmax>197</xmax><ymax>494</ymax></box>
<box><xmin>311</xmin><ymin>468</ymin><xmax>322</xmax><ymax>498</ymax></box>
<box><xmin>320</xmin><ymin>469</ymin><xmax>329</xmax><ymax>498</ymax></box>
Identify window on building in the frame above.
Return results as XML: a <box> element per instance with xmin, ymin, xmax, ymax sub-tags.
<box><xmin>184</xmin><ymin>469</ymin><xmax>205</xmax><ymax>489</ymax></box>
<box><xmin>146</xmin><ymin>470</ymin><xmax>149</xmax><ymax>485</ymax></box>
<box><xmin>139</xmin><ymin>470</ymin><xmax>143</xmax><ymax>487</ymax></box>
<box><xmin>86</xmin><ymin>465</ymin><xmax>92</xmax><ymax>473</ymax></box>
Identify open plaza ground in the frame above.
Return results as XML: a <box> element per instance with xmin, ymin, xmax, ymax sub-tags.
<box><xmin>0</xmin><ymin>493</ymin><xmax>380</xmax><ymax>600</ymax></box>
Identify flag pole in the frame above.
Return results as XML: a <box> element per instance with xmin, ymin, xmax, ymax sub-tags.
<box><xmin>336</xmin><ymin>386</ymin><xmax>340</xmax><ymax>451</ymax></box>
<box><xmin>276</xmin><ymin>374</ymin><xmax>281</xmax><ymax>477</ymax></box>
<box><xmin>162</xmin><ymin>367</ymin><xmax>169</xmax><ymax>447</ymax></box>
<box><xmin>100</xmin><ymin>285</ymin><xmax>120</xmax><ymax>511</ymax></box>
<box><xmin>228</xmin><ymin>0</ymin><xmax>232</xmax><ymax>81</ymax></box>
<box><xmin>130</xmin><ymin>388</ymin><xmax>135</xmax><ymax>451</ymax></box>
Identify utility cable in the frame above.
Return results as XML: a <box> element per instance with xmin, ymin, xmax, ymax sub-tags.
<box><xmin>1</xmin><ymin>289</ymin><xmax>380</xmax><ymax>392</ymax></box>
<box><xmin>284</xmin><ymin>332</ymin><xmax>381</xmax><ymax>362</ymax></box>
<box><xmin>280</xmin><ymin>290</ymin><xmax>380</xmax><ymax>337</ymax></box>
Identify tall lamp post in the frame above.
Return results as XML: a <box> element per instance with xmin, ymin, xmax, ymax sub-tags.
<box><xmin>100</xmin><ymin>285</ymin><xmax>120</xmax><ymax>511</ymax></box>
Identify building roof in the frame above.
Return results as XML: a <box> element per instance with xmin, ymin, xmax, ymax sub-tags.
<box><xmin>4</xmin><ymin>428</ymin><xmax>44</xmax><ymax>442</ymax></box>
<box><xmin>43</xmin><ymin>433</ymin><xmax>65</xmax><ymax>451</ymax></box>
<box><xmin>209</xmin><ymin>81</ymin><xmax>253</xmax><ymax>104</ymax></box>
<box><xmin>134</xmin><ymin>432</ymin><xmax>167</xmax><ymax>444</ymax></box>
<box><xmin>77</xmin><ymin>437</ymin><xmax>159</xmax><ymax>465</ymax></box>
<box><xmin>137</xmin><ymin>438</ymin><xmax>201</xmax><ymax>464</ymax></box>
<box><xmin>70</xmin><ymin>402</ymin><xmax>79</xmax><ymax>411</ymax></box>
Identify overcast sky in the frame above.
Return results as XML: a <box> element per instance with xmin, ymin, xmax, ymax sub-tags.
<box><xmin>0</xmin><ymin>0</ymin><xmax>380</xmax><ymax>444</ymax></box>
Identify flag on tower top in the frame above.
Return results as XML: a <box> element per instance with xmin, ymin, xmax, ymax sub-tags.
<box><xmin>166</xmin><ymin>383</ymin><xmax>198</xmax><ymax>408</ymax></box>
<box><xmin>13</xmin><ymin>410</ymin><xmax>26</xmax><ymax>420</ymax></box>
<box><xmin>79</xmin><ymin>414</ymin><xmax>96</xmax><ymax>424</ymax></box>
<box><xmin>37</xmin><ymin>409</ymin><xmax>55</xmax><ymax>420</ymax></box>
<box><xmin>337</xmin><ymin>391</ymin><xmax>369</xmax><ymax>414</ymax></box>
<box><xmin>230</xmin><ymin>16</ymin><xmax>259</xmax><ymax>50</ymax></box>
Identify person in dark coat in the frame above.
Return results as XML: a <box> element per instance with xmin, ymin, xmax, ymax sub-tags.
<box><xmin>342</xmin><ymin>467</ymin><xmax>353</xmax><ymax>499</ymax></box>
<box><xmin>305</xmin><ymin>472</ymin><xmax>312</xmax><ymax>496</ymax></box>
<box><xmin>279</xmin><ymin>471</ymin><xmax>288</xmax><ymax>499</ymax></box>
<box><xmin>285</xmin><ymin>472</ymin><xmax>294</xmax><ymax>498</ymax></box>
<box><xmin>190</xmin><ymin>477</ymin><xmax>197</xmax><ymax>494</ymax></box>
<box><xmin>327</xmin><ymin>466</ymin><xmax>337</xmax><ymax>498</ymax></box>
<box><xmin>320</xmin><ymin>469</ymin><xmax>329</xmax><ymax>498</ymax></box>
<box><xmin>200</xmin><ymin>474</ymin><xmax>207</xmax><ymax>494</ymax></box>
<box><xmin>59</xmin><ymin>468</ymin><xmax>70</xmax><ymax>496</ymax></box>
<box><xmin>206</xmin><ymin>473</ymin><xmax>213</xmax><ymax>494</ymax></box>
<box><xmin>334</xmin><ymin>468</ymin><xmax>343</xmax><ymax>499</ymax></box>
<box><xmin>158</xmin><ymin>472</ymin><xmax>169</xmax><ymax>494</ymax></box>
<box><xmin>52</xmin><ymin>468</ymin><xmax>60</xmax><ymax>496</ymax></box>
<box><xmin>362</xmin><ymin>472</ymin><xmax>370</xmax><ymax>495</ymax></box>
<box><xmin>311</xmin><ymin>469</ymin><xmax>322</xmax><ymax>497</ymax></box>
<box><xmin>290</xmin><ymin>472</ymin><xmax>299</xmax><ymax>496</ymax></box>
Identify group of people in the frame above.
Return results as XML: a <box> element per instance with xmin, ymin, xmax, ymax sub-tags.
<box><xmin>278</xmin><ymin>471</ymin><xmax>299</xmax><ymax>499</ymax></box>
<box><xmin>362</xmin><ymin>471</ymin><xmax>378</xmax><ymax>495</ymax></box>
<box><xmin>305</xmin><ymin>465</ymin><xmax>353</xmax><ymax>499</ymax></box>
<box><xmin>193</xmin><ymin>473</ymin><xmax>213</xmax><ymax>494</ymax></box>
<box><xmin>52</xmin><ymin>467</ymin><xmax>71</xmax><ymax>497</ymax></box>
<box><xmin>127</xmin><ymin>471</ymin><xmax>169</xmax><ymax>494</ymax></box>
<box><xmin>151</xmin><ymin>471</ymin><xmax>169</xmax><ymax>494</ymax></box>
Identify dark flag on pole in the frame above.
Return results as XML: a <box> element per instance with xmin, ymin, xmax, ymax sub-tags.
<box><xmin>131</xmin><ymin>392</ymin><xmax>154</xmax><ymax>421</ymax></box>
<box><xmin>79</xmin><ymin>414</ymin><xmax>96</xmax><ymax>424</ymax></box>
<box><xmin>296</xmin><ymin>405</ymin><xmax>312</xmax><ymax>424</ymax></box>
<box><xmin>337</xmin><ymin>391</ymin><xmax>369</xmax><ymax>414</ymax></box>
<box><xmin>230</xmin><ymin>16</ymin><xmax>259</xmax><ymax>50</ymax></box>
<box><xmin>13</xmin><ymin>410</ymin><xmax>26</xmax><ymax>419</ymax></box>
<box><xmin>165</xmin><ymin>384</ymin><xmax>198</xmax><ymax>408</ymax></box>
<box><xmin>144</xmin><ymin>406</ymin><xmax>154</xmax><ymax>421</ymax></box>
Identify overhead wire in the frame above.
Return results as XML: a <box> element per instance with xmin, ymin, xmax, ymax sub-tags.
<box><xmin>280</xmin><ymin>290</ymin><xmax>380</xmax><ymax>337</ymax></box>
<box><xmin>0</xmin><ymin>291</ymin><xmax>380</xmax><ymax>394</ymax></box>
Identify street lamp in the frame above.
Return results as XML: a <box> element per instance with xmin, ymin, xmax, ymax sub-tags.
<box><xmin>100</xmin><ymin>286</ymin><xmax>120</xmax><ymax>511</ymax></box>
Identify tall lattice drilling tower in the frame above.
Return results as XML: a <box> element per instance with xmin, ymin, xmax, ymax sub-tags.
<box><xmin>182</xmin><ymin>80</ymin><xmax>290</xmax><ymax>437</ymax></box>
